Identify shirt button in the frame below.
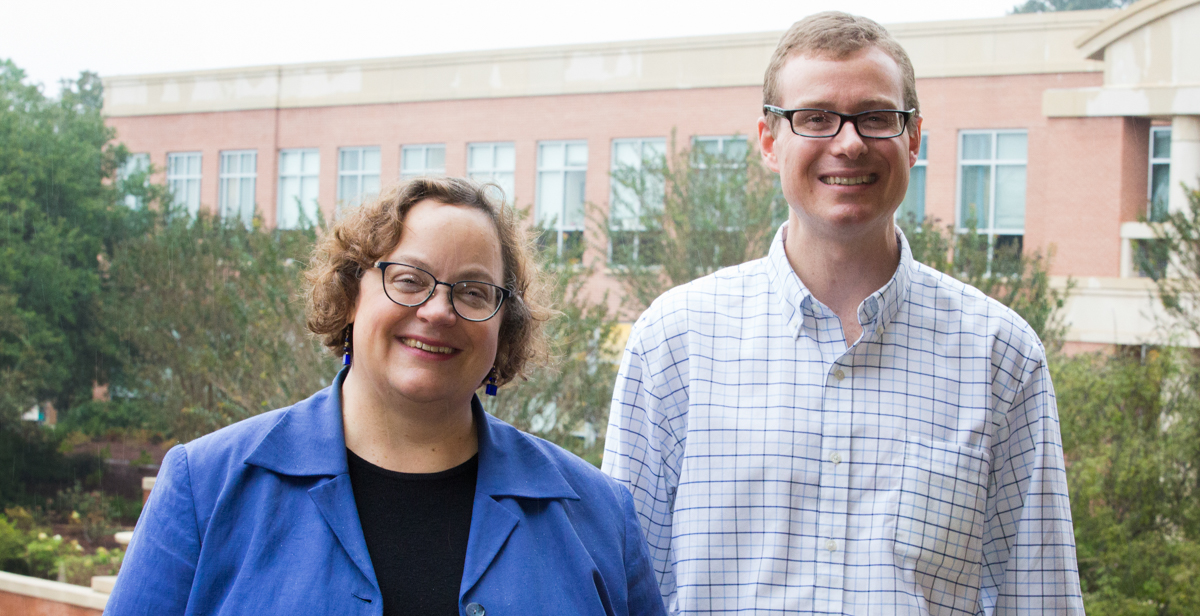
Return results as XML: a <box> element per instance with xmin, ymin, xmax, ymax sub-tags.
<box><xmin>830</xmin><ymin>452</ymin><xmax>842</xmax><ymax>465</ymax></box>
<box><xmin>466</xmin><ymin>603</ymin><xmax>486</xmax><ymax>616</ymax></box>
<box><xmin>834</xmin><ymin>369</ymin><xmax>845</xmax><ymax>381</ymax></box>
<box><xmin>826</xmin><ymin>539</ymin><xmax>837</xmax><ymax>552</ymax></box>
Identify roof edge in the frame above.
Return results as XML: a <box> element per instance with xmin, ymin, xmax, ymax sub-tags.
<box><xmin>1076</xmin><ymin>0</ymin><xmax>1200</xmax><ymax>60</ymax></box>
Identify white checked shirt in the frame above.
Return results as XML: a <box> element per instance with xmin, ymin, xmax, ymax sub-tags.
<box><xmin>603</xmin><ymin>224</ymin><xmax>1083</xmax><ymax>615</ymax></box>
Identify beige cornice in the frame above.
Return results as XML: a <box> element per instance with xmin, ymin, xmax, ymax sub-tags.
<box><xmin>1076</xmin><ymin>0</ymin><xmax>1200</xmax><ymax>59</ymax></box>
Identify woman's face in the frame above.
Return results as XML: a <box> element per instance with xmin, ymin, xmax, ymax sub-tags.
<box><xmin>349</xmin><ymin>199</ymin><xmax>505</xmax><ymax>408</ymax></box>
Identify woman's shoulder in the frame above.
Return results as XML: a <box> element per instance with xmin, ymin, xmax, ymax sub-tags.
<box><xmin>176</xmin><ymin>385</ymin><xmax>337</xmax><ymax>475</ymax></box>
<box><xmin>482</xmin><ymin>414</ymin><xmax>629</xmax><ymax>506</ymax></box>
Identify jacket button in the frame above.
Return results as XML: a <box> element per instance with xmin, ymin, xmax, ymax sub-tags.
<box><xmin>466</xmin><ymin>602</ymin><xmax>485</xmax><ymax>616</ymax></box>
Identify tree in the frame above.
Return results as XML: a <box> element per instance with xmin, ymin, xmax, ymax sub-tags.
<box><xmin>485</xmin><ymin>257</ymin><xmax>621</xmax><ymax>465</ymax></box>
<box><xmin>101</xmin><ymin>209</ymin><xmax>339</xmax><ymax>441</ymax></box>
<box><xmin>0</xmin><ymin>60</ymin><xmax>137</xmax><ymax>425</ymax></box>
<box><xmin>1054</xmin><ymin>348</ymin><xmax>1200</xmax><ymax>615</ymax></box>
<box><xmin>1143</xmin><ymin>187</ymin><xmax>1200</xmax><ymax>343</ymax></box>
<box><xmin>1012</xmin><ymin>0</ymin><xmax>1133</xmax><ymax>14</ymax></box>
<box><xmin>897</xmin><ymin>214</ymin><xmax>1070</xmax><ymax>349</ymax></box>
<box><xmin>606</xmin><ymin>133</ymin><xmax>786</xmax><ymax>312</ymax></box>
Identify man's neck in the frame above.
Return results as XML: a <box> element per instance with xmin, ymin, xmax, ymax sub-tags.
<box><xmin>783</xmin><ymin>216</ymin><xmax>901</xmax><ymax>345</ymax></box>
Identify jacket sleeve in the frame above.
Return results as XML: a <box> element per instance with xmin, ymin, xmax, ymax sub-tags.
<box><xmin>980</xmin><ymin>355</ymin><xmax>1085</xmax><ymax>615</ymax></box>
<box><xmin>104</xmin><ymin>445</ymin><xmax>200</xmax><ymax>616</ymax></box>
<box><xmin>602</xmin><ymin>313</ymin><xmax>688</xmax><ymax>612</ymax></box>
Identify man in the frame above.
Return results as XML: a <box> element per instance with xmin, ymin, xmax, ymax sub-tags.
<box><xmin>603</xmin><ymin>11</ymin><xmax>1083</xmax><ymax>615</ymax></box>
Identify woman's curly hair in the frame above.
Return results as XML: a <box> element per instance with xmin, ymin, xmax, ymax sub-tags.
<box><xmin>305</xmin><ymin>176</ymin><xmax>550</xmax><ymax>386</ymax></box>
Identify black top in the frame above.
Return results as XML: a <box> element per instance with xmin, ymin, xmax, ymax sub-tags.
<box><xmin>347</xmin><ymin>448</ymin><xmax>478</xmax><ymax>616</ymax></box>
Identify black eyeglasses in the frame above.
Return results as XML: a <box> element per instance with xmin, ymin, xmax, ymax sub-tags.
<box><xmin>375</xmin><ymin>262</ymin><xmax>512</xmax><ymax>322</ymax></box>
<box><xmin>763</xmin><ymin>105</ymin><xmax>915</xmax><ymax>139</ymax></box>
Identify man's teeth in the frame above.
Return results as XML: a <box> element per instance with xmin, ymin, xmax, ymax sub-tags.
<box><xmin>821</xmin><ymin>175</ymin><xmax>875</xmax><ymax>186</ymax></box>
<box><xmin>403</xmin><ymin>339</ymin><xmax>454</xmax><ymax>354</ymax></box>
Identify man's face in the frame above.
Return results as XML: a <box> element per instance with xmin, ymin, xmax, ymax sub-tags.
<box><xmin>758</xmin><ymin>46</ymin><xmax>921</xmax><ymax>242</ymax></box>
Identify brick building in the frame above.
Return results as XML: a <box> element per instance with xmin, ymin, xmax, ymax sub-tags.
<box><xmin>102</xmin><ymin>0</ymin><xmax>1200</xmax><ymax>350</ymax></box>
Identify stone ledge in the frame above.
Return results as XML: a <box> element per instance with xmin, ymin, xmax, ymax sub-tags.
<box><xmin>0</xmin><ymin>571</ymin><xmax>110</xmax><ymax>610</ymax></box>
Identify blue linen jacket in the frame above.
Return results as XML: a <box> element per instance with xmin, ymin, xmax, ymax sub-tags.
<box><xmin>104</xmin><ymin>371</ymin><xmax>665</xmax><ymax>616</ymax></box>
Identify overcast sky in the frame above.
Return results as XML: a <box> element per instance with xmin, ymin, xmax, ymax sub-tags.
<box><xmin>6</xmin><ymin>0</ymin><xmax>1021</xmax><ymax>95</ymax></box>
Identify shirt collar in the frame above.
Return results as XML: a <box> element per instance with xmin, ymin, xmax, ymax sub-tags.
<box><xmin>766</xmin><ymin>222</ymin><xmax>915</xmax><ymax>341</ymax></box>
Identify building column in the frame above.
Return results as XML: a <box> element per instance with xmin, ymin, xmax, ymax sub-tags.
<box><xmin>1169</xmin><ymin>116</ymin><xmax>1200</xmax><ymax>214</ymax></box>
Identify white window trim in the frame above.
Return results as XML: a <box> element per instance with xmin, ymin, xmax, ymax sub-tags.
<box><xmin>955</xmin><ymin>129</ymin><xmax>1028</xmax><ymax>237</ymax></box>
<box><xmin>1149</xmin><ymin>126</ymin><xmax>1172</xmax><ymax>221</ymax></box>
<box><xmin>609</xmin><ymin>137</ymin><xmax>667</xmax><ymax>264</ymax></box>
<box><xmin>119</xmin><ymin>153</ymin><xmax>151</xmax><ymax>209</ymax></box>
<box><xmin>536</xmin><ymin>140</ymin><xmax>589</xmax><ymax>257</ymax></box>
<box><xmin>166</xmin><ymin>152</ymin><xmax>203</xmax><ymax>217</ymax></box>
<box><xmin>896</xmin><ymin>133</ymin><xmax>929</xmax><ymax>222</ymax></box>
<box><xmin>219</xmin><ymin>150</ymin><xmax>257</xmax><ymax>226</ymax></box>
<box><xmin>467</xmin><ymin>142</ymin><xmax>516</xmax><ymax>205</ymax></box>
<box><xmin>277</xmin><ymin>148</ymin><xmax>320</xmax><ymax>230</ymax></box>
<box><xmin>400</xmin><ymin>144</ymin><xmax>446</xmax><ymax>179</ymax></box>
<box><xmin>337</xmin><ymin>146</ymin><xmax>381</xmax><ymax>209</ymax></box>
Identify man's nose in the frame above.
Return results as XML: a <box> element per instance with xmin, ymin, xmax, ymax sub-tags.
<box><xmin>829</xmin><ymin>118</ymin><xmax>868</xmax><ymax>158</ymax></box>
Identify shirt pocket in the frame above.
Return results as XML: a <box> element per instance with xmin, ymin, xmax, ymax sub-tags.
<box><xmin>892</xmin><ymin>437</ymin><xmax>991</xmax><ymax>588</ymax></box>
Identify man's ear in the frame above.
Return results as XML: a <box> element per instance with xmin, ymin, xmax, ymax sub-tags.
<box><xmin>758</xmin><ymin>116</ymin><xmax>780</xmax><ymax>173</ymax></box>
<box><xmin>908</xmin><ymin>115</ymin><xmax>924</xmax><ymax>168</ymax></box>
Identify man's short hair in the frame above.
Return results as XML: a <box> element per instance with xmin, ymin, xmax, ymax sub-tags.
<box><xmin>762</xmin><ymin>11</ymin><xmax>920</xmax><ymax>134</ymax></box>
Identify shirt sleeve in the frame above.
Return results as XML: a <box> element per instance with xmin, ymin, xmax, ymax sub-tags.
<box><xmin>104</xmin><ymin>445</ymin><xmax>200</xmax><ymax>616</ymax></box>
<box><xmin>602</xmin><ymin>315</ymin><xmax>688</xmax><ymax>613</ymax></box>
<box><xmin>980</xmin><ymin>354</ymin><xmax>1085</xmax><ymax>615</ymax></box>
<box><xmin>620</xmin><ymin>483</ymin><xmax>670</xmax><ymax>616</ymax></box>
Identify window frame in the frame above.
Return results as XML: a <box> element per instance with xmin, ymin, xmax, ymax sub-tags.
<box><xmin>119</xmin><ymin>153</ymin><xmax>151</xmax><ymax>209</ymax></box>
<box><xmin>218</xmin><ymin>150</ymin><xmax>257</xmax><ymax>227</ymax></box>
<box><xmin>536</xmin><ymin>140</ymin><xmax>589</xmax><ymax>258</ymax></box>
<box><xmin>1149</xmin><ymin>126</ymin><xmax>1172</xmax><ymax>222</ymax></box>
<box><xmin>400</xmin><ymin>144</ymin><xmax>446</xmax><ymax>180</ymax></box>
<box><xmin>956</xmin><ymin>129</ymin><xmax>1028</xmax><ymax>265</ymax></box>
<box><xmin>895</xmin><ymin>133</ymin><xmax>928</xmax><ymax>223</ymax></box>
<box><xmin>166</xmin><ymin>152</ymin><xmax>203</xmax><ymax>217</ymax></box>
<box><xmin>467</xmin><ymin>142</ymin><xmax>516</xmax><ymax>205</ymax></box>
<box><xmin>276</xmin><ymin>148</ymin><xmax>321</xmax><ymax>230</ymax></box>
<box><xmin>337</xmin><ymin>146</ymin><xmax>381</xmax><ymax>210</ymax></box>
<box><xmin>608</xmin><ymin>137</ymin><xmax>667</xmax><ymax>265</ymax></box>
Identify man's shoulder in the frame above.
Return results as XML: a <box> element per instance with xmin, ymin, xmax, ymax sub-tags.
<box><xmin>634</xmin><ymin>258</ymin><xmax>772</xmax><ymax>333</ymax></box>
<box><xmin>906</xmin><ymin>260</ymin><xmax>1046</xmax><ymax>357</ymax></box>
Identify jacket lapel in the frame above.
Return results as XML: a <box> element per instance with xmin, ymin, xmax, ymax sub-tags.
<box><xmin>242</xmin><ymin>368</ymin><xmax>376</xmax><ymax>586</ymax></box>
<box><xmin>459</xmin><ymin>398</ymin><xmax>581</xmax><ymax>596</ymax></box>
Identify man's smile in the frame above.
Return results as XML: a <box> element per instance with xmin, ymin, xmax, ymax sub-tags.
<box><xmin>819</xmin><ymin>174</ymin><xmax>878</xmax><ymax>186</ymax></box>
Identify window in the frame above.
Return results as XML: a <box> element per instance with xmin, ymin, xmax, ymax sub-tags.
<box><xmin>468</xmin><ymin>142</ymin><xmax>516</xmax><ymax>205</ymax></box>
<box><xmin>896</xmin><ymin>134</ymin><xmax>928</xmax><ymax>222</ymax></box>
<box><xmin>609</xmin><ymin>138</ymin><xmax>666</xmax><ymax>265</ymax></box>
<box><xmin>692</xmin><ymin>136</ymin><xmax>748</xmax><ymax>167</ymax></box>
<box><xmin>219</xmin><ymin>150</ymin><xmax>257</xmax><ymax>227</ymax></box>
<box><xmin>536</xmin><ymin>141</ymin><xmax>588</xmax><ymax>258</ymax></box>
<box><xmin>957</xmin><ymin>130</ymin><xmax>1027</xmax><ymax>268</ymax></box>
<box><xmin>1150</xmin><ymin>127</ymin><xmax>1171</xmax><ymax>222</ymax></box>
<box><xmin>277</xmin><ymin>149</ymin><xmax>320</xmax><ymax>229</ymax></box>
<box><xmin>167</xmin><ymin>152</ymin><xmax>202</xmax><ymax>216</ymax></box>
<box><xmin>401</xmin><ymin>144</ymin><xmax>445</xmax><ymax>180</ymax></box>
<box><xmin>338</xmin><ymin>147</ymin><xmax>381</xmax><ymax>209</ymax></box>
<box><xmin>118</xmin><ymin>153</ymin><xmax>150</xmax><ymax>209</ymax></box>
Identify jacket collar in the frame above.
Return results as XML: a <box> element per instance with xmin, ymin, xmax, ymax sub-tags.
<box><xmin>244</xmin><ymin>367</ymin><xmax>579</xmax><ymax>501</ymax></box>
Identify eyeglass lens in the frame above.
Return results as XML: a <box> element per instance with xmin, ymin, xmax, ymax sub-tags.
<box><xmin>792</xmin><ymin>110</ymin><xmax>906</xmax><ymax>138</ymax></box>
<box><xmin>381</xmin><ymin>263</ymin><xmax>504</xmax><ymax>321</ymax></box>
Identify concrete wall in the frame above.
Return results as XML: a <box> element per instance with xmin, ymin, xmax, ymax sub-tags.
<box><xmin>0</xmin><ymin>572</ymin><xmax>106</xmax><ymax>616</ymax></box>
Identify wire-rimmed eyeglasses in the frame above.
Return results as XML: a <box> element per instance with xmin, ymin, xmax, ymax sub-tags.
<box><xmin>763</xmin><ymin>105</ymin><xmax>915</xmax><ymax>139</ymax></box>
<box><xmin>375</xmin><ymin>262</ymin><xmax>512</xmax><ymax>322</ymax></box>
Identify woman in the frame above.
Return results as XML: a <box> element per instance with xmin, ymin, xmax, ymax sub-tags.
<box><xmin>105</xmin><ymin>177</ymin><xmax>665</xmax><ymax>616</ymax></box>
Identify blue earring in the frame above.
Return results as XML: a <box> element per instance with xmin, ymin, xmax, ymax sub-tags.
<box><xmin>342</xmin><ymin>326</ymin><xmax>352</xmax><ymax>366</ymax></box>
<box><xmin>485</xmin><ymin>368</ymin><xmax>498</xmax><ymax>396</ymax></box>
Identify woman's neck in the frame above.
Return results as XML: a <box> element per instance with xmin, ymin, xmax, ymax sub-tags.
<box><xmin>339</xmin><ymin>367</ymin><xmax>479</xmax><ymax>474</ymax></box>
